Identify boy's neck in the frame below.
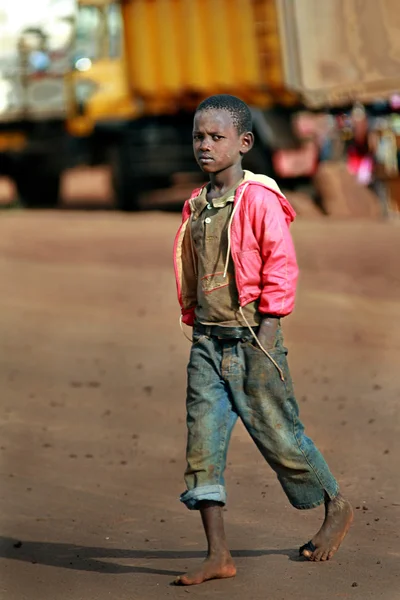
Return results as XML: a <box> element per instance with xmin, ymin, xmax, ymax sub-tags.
<box><xmin>208</xmin><ymin>165</ymin><xmax>244</xmax><ymax>196</ymax></box>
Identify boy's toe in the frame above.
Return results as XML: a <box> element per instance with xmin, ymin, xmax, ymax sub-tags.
<box><xmin>312</xmin><ymin>549</ymin><xmax>324</xmax><ymax>561</ymax></box>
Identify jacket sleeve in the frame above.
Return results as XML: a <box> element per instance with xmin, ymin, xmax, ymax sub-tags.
<box><xmin>248</xmin><ymin>187</ymin><xmax>299</xmax><ymax>316</ymax></box>
<box><xmin>176</xmin><ymin>201</ymin><xmax>197</xmax><ymax>326</ymax></box>
<box><xmin>181</xmin><ymin>307</ymin><xmax>196</xmax><ymax>326</ymax></box>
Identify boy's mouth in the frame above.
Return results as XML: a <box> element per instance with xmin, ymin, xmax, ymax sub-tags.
<box><xmin>198</xmin><ymin>155</ymin><xmax>213</xmax><ymax>164</ymax></box>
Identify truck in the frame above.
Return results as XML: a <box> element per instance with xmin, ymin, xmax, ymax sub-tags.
<box><xmin>0</xmin><ymin>0</ymin><xmax>399</xmax><ymax>209</ymax></box>
<box><xmin>0</xmin><ymin>0</ymin><xmax>76</xmax><ymax>206</ymax></box>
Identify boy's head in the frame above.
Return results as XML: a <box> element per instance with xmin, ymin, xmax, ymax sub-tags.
<box><xmin>193</xmin><ymin>94</ymin><xmax>254</xmax><ymax>174</ymax></box>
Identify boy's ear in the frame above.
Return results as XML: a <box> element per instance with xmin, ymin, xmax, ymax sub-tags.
<box><xmin>240</xmin><ymin>131</ymin><xmax>254</xmax><ymax>155</ymax></box>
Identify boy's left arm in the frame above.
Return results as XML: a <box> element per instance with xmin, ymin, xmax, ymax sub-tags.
<box><xmin>249</xmin><ymin>188</ymin><xmax>299</xmax><ymax>346</ymax></box>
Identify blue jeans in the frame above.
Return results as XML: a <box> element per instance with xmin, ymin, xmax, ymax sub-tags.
<box><xmin>181</xmin><ymin>324</ymin><xmax>339</xmax><ymax>510</ymax></box>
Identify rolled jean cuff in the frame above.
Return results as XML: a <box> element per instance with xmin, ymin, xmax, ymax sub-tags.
<box><xmin>289</xmin><ymin>480</ymin><xmax>340</xmax><ymax>510</ymax></box>
<box><xmin>180</xmin><ymin>485</ymin><xmax>226</xmax><ymax>510</ymax></box>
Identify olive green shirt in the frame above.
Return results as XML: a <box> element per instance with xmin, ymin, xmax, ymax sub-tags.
<box><xmin>190</xmin><ymin>182</ymin><xmax>262</xmax><ymax>327</ymax></box>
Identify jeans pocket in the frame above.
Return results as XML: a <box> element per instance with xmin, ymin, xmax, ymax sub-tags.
<box><xmin>241</xmin><ymin>335</ymin><xmax>291</xmax><ymax>388</ymax></box>
<box><xmin>242</xmin><ymin>328</ymin><xmax>282</xmax><ymax>354</ymax></box>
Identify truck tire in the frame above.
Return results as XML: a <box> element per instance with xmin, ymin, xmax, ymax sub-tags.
<box><xmin>110</xmin><ymin>145</ymin><xmax>141</xmax><ymax>211</ymax></box>
<box><xmin>15</xmin><ymin>169</ymin><xmax>61</xmax><ymax>208</ymax></box>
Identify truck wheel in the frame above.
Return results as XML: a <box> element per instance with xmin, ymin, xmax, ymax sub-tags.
<box><xmin>15</xmin><ymin>169</ymin><xmax>61</xmax><ymax>208</ymax></box>
<box><xmin>110</xmin><ymin>145</ymin><xmax>141</xmax><ymax>211</ymax></box>
<box><xmin>112</xmin><ymin>171</ymin><xmax>141</xmax><ymax>212</ymax></box>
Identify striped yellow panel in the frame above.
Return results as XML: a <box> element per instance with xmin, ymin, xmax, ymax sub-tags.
<box><xmin>121</xmin><ymin>0</ymin><xmax>291</xmax><ymax>109</ymax></box>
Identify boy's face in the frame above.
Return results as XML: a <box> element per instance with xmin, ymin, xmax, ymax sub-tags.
<box><xmin>193</xmin><ymin>109</ymin><xmax>253</xmax><ymax>174</ymax></box>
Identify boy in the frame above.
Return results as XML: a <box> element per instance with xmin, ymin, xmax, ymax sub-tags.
<box><xmin>173</xmin><ymin>95</ymin><xmax>353</xmax><ymax>586</ymax></box>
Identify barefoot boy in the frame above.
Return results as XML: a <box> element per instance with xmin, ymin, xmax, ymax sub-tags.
<box><xmin>173</xmin><ymin>95</ymin><xmax>353</xmax><ymax>585</ymax></box>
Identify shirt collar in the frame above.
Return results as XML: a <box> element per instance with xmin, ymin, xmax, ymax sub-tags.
<box><xmin>190</xmin><ymin>177</ymin><xmax>243</xmax><ymax>216</ymax></box>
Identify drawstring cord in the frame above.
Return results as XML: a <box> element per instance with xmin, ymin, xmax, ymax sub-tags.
<box><xmin>181</xmin><ymin>181</ymin><xmax>285</xmax><ymax>382</ymax></box>
<box><xmin>224</xmin><ymin>183</ymin><xmax>285</xmax><ymax>381</ymax></box>
<box><xmin>223</xmin><ymin>185</ymin><xmax>247</xmax><ymax>279</ymax></box>
<box><xmin>189</xmin><ymin>202</ymin><xmax>198</xmax><ymax>277</ymax></box>
<box><xmin>180</xmin><ymin>315</ymin><xmax>193</xmax><ymax>342</ymax></box>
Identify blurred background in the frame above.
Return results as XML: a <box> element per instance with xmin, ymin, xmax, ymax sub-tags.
<box><xmin>0</xmin><ymin>0</ymin><xmax>399</xmax><ymax>214</ymax></box>
<box><xmin>1</xmin><ymin>2</ymin><xmax>399</xmax><ymax>600</ymax></box>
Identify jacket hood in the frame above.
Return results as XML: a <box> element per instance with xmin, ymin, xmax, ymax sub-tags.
<box><xmin>187</xmin><ymin>171</ymin><xmax>296</xmax><ymax>226</ymax></box>
<box><xmin>241</xmin><ymin>171</ymin><xmax>296</xmax><ymax>225</ymax></box>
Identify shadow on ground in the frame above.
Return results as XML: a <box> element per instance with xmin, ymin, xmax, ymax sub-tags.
<box><xmin>0</xmin><ymin>537</ymin><xmax>299</xmax><ymax>577</ymax></box>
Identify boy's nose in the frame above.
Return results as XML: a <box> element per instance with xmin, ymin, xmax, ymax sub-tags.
<box><xmin>199</xmin><ymin>138</ymin><xmax>211</xmax><ymax>150</ymax></box>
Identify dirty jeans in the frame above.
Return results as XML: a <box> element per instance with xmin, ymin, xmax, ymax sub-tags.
<box><xmin>181</xmin><ymin>324</ymin><xmax>339</xmax><ymax>510</ymax></box>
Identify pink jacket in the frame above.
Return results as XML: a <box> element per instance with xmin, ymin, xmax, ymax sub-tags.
<box><xmin>173</xmin><ymin>171</ymin><xmax>299</xmax><ymax>326</ymax></box>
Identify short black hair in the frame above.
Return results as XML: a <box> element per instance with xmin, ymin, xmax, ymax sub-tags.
<box><xmin>195</xmin><ymin>94</ymin><xmax>252</xmax><ymax>134</ymax></box>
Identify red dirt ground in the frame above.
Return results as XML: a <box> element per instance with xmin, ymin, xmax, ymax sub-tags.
<box><xmin>0</xmin><ymin>191</ymin><xmax>399</xmax><ymax>599</ymax></box>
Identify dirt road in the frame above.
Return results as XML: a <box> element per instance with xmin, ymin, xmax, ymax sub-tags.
<box><xmin>0</xmin><ymin>210</ymin><xmax>399</xmax><ymax>600</ymax></box>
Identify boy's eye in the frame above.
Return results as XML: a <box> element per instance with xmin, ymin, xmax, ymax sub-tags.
<box><xmin>192</xmin><ymin>134</ymin><xmax>224</xmax><ymax>141</ymax></box>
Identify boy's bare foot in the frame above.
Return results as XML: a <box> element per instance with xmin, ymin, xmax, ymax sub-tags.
<box><xmin>300</xmin><ymin>493</ymin><xmax>354</xmax><ymax>561</ymax></box>
<box><xmin>174</xmin><ymin>552</ymin><xmax>236</xmax><ymax>586</ymax></box>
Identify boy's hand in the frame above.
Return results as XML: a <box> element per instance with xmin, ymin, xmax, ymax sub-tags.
<box><xmin>257</xmin><ymin>316</ymin><xmax>279</xmax><ymax>351</ymax></box>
